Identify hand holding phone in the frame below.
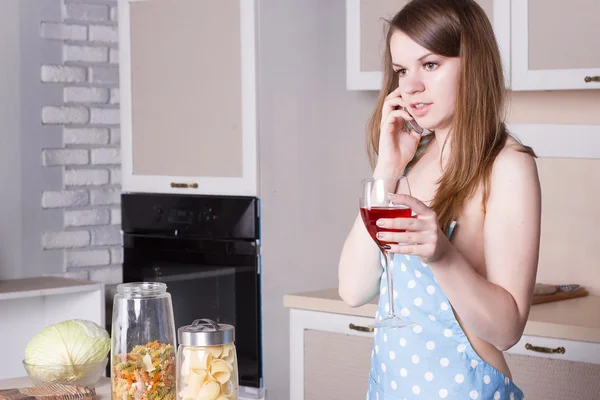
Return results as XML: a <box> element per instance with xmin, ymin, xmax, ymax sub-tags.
<box><xmin>403</xmin><ymin>107</ymin><xmax>424</xmax><ymax>135</ymax></box>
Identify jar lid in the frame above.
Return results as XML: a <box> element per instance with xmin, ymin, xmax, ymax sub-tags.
<box><xmin>178</xmin><ymin>319</ymin><xmax>235</xmax><ymax>346</ymax></box>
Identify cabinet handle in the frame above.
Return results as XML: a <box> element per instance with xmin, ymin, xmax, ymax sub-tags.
<box><xmin>584</xmin><ymin>76</ymin><xmax>600</xmax><ymax>83</ymax></box>
<box><xmin>349</xmin><ymin>323</ymin><xmax>374</xmax><ymax>333</ymax></box>
<box><xmin>170</xmin><ymin>182</ymin><xmax>199</xmax><ymax>189</ymax></box>
<box><xmin>525</xmin><ymin>343</ymin><xmax>566</xmax><ymax>354</ymax></box>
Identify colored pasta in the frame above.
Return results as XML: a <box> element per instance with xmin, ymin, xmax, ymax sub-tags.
<box><xmin>112</xmin><ymin>341</ymin><xmax>176</xmax><ymax>400</ymax></box>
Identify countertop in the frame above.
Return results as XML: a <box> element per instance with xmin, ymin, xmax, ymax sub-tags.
<box><xmin>284</xmin><ymin>288</ymin><xmax>600</xmax><ymax>343</ymax></box>
<box><xmin>0</xmin><ymin>276</ymin><xmax>103</xmax><ymax>301</ymax></box>
<box><xmin>0</xmin><ymin>377</ymin><xmax>111</xmax><ymax>399</ymax></box>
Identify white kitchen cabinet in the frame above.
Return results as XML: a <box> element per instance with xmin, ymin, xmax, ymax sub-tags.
<box><xmin>119</xmin><ymin>0</ymin><xmax>258</xmax><ymax>196</ymax></box>
<box><xmin>0</xmin><ymin>277</ymin><xmax>105</xmax><ymax>380</ymax></box>
<box><xmin>511</xmin><ymin>0</ymin><xmax>600</xmax><ymax>91</ymax></box>
<box><xmin>504</xmin><ymin>335</ymin><xmax>600</xmax><ymax>399</ymax></box>
<box><xmin>346</xmin><ymin>0</ymin><xmax>511</xmax><ymax>90</ymax></box>
<box><xmin>289</xmin><ymin>306</ymin><xmax>600</xmax><ymax>400</ymax></box>
<box><xmin>289</xmin><ymin>308</ymin><xmax>374</xmax><ymax>400</ymax></box>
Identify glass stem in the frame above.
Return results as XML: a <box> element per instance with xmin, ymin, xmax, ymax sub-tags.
<box><xmin>384</xmin><ymin>250</ymin><xmax>396</xmax><ymax>317</ymax></box>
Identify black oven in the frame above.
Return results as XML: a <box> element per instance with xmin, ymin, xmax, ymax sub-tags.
<box><xmin>120</xmin><ymin>193</ymin><xmax>262</xmax><ymax>389</ymax></box>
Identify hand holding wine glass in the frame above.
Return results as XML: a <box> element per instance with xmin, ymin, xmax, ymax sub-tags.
<box><xmin>360</xmin><ymin>176</ymin><xmax>414</xmax><ymax>329</ymax></box>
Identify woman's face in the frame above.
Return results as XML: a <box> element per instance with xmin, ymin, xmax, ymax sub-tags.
<box><xmin>389</xmin><ymin>30</ymin><xmax>461</xmax><ymax>132</ymax></box>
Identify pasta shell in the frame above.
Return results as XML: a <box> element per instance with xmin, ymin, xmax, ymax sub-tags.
<box><xmin>220</xmin><ymin>381</ymin><xmax>233</xmax><ymax>397</ymax></box>
<box><xmin>190</xmin><ymin>351</ymin><xmax>213</xmax><ymax>370</ymax></box>
<box><xmin>206</xmin><ymin>345</ymin><xmax>223</xmax><ymax>358</ymax></box>
<box><xmin>219</xmin><ymin>345</ymin><xmax>235</xmax><ymax>364</ymax></box>
<box><xmin>178</xmin><ymin>384</ymin><xmax>197</xmax><ymax>400</ymax></box>
<box><xmin>196</xmin><ymin>380</ymin><xmax>220</xmax><ymax>400</ymax></box>
<box><xmin>209</xmin><ymin>360</ymin><xmax>231</xmax><ymax>384</ymax></box>
<box><xmin>184</xmin><ymin>369</ymin><xmax>207</xmax><ymax>397</ymax></box>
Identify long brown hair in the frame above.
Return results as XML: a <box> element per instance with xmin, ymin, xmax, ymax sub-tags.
<box><xmin>366</xmin><ymin>0</ymin><xmax>535</xmax><ymax>233</ymax></box>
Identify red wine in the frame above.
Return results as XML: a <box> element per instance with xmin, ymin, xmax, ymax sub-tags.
<box><xmin>360</xmin><ymin>206</ymin><xmax>413</xmax><ymax>247</ymax></box>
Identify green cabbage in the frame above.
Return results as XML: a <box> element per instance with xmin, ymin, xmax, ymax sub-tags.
<box><xmin>25</xmin><ymin>319</ymin><xmax>110</xmax><ymax>366</ymax></box>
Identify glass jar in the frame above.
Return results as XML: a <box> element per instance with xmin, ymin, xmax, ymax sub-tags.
<box><xmin>111</xmin><ymin>282</ymin><xmax>177</xmax><ymax>400</ymax></box>
<box><xmin>177</xmin><ymin>319</ymin><xmax>238</xmax><ymax>400</ymax></box>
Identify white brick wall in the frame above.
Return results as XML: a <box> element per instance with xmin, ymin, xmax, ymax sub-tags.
<box><xmin>41</xmin><ymin>0</ymin><xmax>122</xmax><ymax>285</ymax></box>
<box><xmin>64</xmin><ymin>168</ymin><xmax>110</xmax><ymax>186</ymax></box>
<box><xmin>64</xmin><ymin>44</ymin><xmax>108</xmax><ymax>63</ymax></box>
<box><xmin>42</xmin><ymin>106</ymin><xmax>89</xmax><ymax>124</ymax></box>
<box><xmin>64</xmin><ymin>128</ymin><xmax>110</xmax><ymax>145</ymax></box>
<box><xmin>65</xmin><ymin>209</ymin><xmax>111</xmax><ymax>227</ymax></box>
<box><xmin>89</xmin><ymin>25</ymin><xmax>118</xmax><ymax>43</ymax></box>
<box><xmin>64</xmin><ymin>87</ymin><xmax>109</xmax><ymax>103</ymax></box>
<box><xmin>41</xmin><ymin>65</ymin><xmax>87</xmax><ymax>83</ymax></box>
<box><xmin>89</xmin><ymin>66</ymin><xmax>119</xmax><ymax>84</ymax></box>
<box><xmin>43</xmin><ymin>148</ymin><xmax>89</xmax><ymax>166</ymax></box>
<box><xmin>41</xmin><ymin>22</ymin><xmax>87</xmax><ymax>41</ymax></box>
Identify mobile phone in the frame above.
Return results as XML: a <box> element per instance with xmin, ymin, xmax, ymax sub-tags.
<box><xmin>403</xmin><ymin>107</ymin><xmax>424</xmax><ymax>135</ymax></box>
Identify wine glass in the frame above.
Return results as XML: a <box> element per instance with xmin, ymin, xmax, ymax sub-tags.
<box><xmin>360</xmin><ymin>176</ymin><xmax>413</xmax><ymax>329</ymax></box>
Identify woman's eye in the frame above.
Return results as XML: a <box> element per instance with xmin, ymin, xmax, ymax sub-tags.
<box><xmin>424</xmin><ymin>62</ymin><xmax>438</xmax><ymax>70</ymax></box>
<box><xmin>395</xmin><ymin>69</ymin><xmax>407</xmax><ymax>76</ymax></box>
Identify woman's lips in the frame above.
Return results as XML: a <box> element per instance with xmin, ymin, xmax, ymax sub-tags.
<box><xmin>410</xmin><ymin>103</ymin><xmax>432</xmax><ymax>117</ymax></box>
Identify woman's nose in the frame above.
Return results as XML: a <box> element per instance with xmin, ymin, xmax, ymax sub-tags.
<box><xmin>401</xmin><ymin>72</ymin><xmax>425</xmax><ymax>95</ymax></box>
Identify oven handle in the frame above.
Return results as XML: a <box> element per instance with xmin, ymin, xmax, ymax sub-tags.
<box><xmin>123</xmin><ymin>234</ymin><xmax>258</xmax><ymax>255</ymax></box>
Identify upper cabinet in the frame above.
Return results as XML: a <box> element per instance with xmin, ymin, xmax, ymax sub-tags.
<box><xmin>346</xmin><ymin>0</ymin><xmax>510</xmax><ymax>90</ymax></box>
<box><xmin>347</xmin><ymin>0</ymin><xmax>600</xmax><ymax>91</ymax></box>
<box><xmin>511</xmin><ymin>0</ymin><xmax>600</xmax><ymax>91</ymax></box>
<box><xmin>119</xmin><ymin>0</ymin><xmax>258</xmax><ymax>196</ymax></box>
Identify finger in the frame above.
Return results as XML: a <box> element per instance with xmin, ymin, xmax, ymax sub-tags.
<box><xmin>383</xmin><ymin>97</ymin><xmax>409</xmax><ymax>116</ymax></box>
<box><xmin>382</xmin><ymin>110</ymin><xmax>412</xmax><ymax>127</ymax></box>
<box><xmin>376</xmin><ymin>215</ymin><xmax>423</xmax><ymax>231</ymax></box>
<box><xmin>376</xmin><ymin>230</ymin><xmax>429</xmax><ymax>245</ymax></box>
<box><xmin>390</xmin><ymin>194</ymin><xmax>434</xmax><ymax>217</ymax></box>
<box><xmin>384</xmin><ymin>86</ymin><xmax>402</xmax><ymax>100</ymax></box>
<box><xmin>384</xmin><ymin>243</ymin><xmax>417</xmax><ymax>256</ymax></box>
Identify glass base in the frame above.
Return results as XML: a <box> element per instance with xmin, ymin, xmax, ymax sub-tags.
<box><xmin>370</xmin><ymin>315</ymin><xmax>414</xmax><ymax>329</ymax></box>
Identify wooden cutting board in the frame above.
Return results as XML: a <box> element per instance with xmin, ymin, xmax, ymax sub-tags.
<box><xmin>532</xmin><ymin>287</ymin><xmax>589</xmax><ymax>305</ymax></box>
<box><xmin>0</xmin><ymin>384</ymin><xmax>95</xmax><ymax>400</ymax></box>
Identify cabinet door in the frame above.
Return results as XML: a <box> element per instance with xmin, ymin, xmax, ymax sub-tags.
<box><xmin>304</xmin><ymin>330</ymin><xmax>372</xmax><ymax>400</ymax></box>
<box><xmin>504</xmin><ymin>334</ymin><xmax>600</xmax><ymax>399</ymax></box>
<box><xmin>119</xmin><ymin>0</ymin><xmax>258</xmax><ymax>196</ymax></box>
<box><xmin>505</xmin><ymin>353</ymin><xmax>600</xmax><ymax>399</ymax></box>
<box><xmin>289</xmin><ymin>309</ymin><xmax>375</xmax><ymax>400</ymax></box>
<box><xmin>346</xmin><ymin>0</ymin><xmax>510</xmax><ymax>90</ymax></box>
<box><xmin>511</xmin><ymin>0</ymin><xmax>600</xmax><ymax>90</ymax></box>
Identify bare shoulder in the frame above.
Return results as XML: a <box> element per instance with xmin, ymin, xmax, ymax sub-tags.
<box><xmin>490</xmin><ymin>136</ymin><xmax>539</xmax><ymax>186</ymax></box>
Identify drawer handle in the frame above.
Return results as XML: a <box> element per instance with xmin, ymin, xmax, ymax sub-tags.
<box><xmin>525</xmin><ymin>343</ymin><xmax>566</xmax><ymax>354</ymax></box>
<box><xmin>584</xmin><ymin>76</ymin><xmax>600</xmax><ymax>83</ymax></box>
<box><xmin>170</xmin><ymin>182</ymin><xmax>199</xmax><ymax>189</ymax></box>
<box><xmin>349</xmin><ymin>323</ymin><xmax>374</xmax><ymax>333</ymax></box>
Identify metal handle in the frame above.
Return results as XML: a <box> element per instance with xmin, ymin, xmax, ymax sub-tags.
<box><xmin>170</xmin><ymin>182</ymin><xmax>199</xmax><ymax>189</ymax></box>
<box><xmin>584</xmin><ymin>76</ymin><xmax>600</xmax><ymax>83</ymax></box>
<box><xmin>525</xmin><ymin>343</ymin><xmax>566</xmax><ymax>354</ymax></box>
<box><xmin>349</xmin><ymin>323</ymin><xmax>374</xmax><ymax>333</ymax></box>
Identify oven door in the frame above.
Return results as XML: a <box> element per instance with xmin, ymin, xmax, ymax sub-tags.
<box><xmin>122</xmin><ymin>234</ymin><xmax>262</xmax><ymax>388</ymax></box>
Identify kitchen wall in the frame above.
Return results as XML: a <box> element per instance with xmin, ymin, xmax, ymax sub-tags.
<box><xmin>0</xmin><ymin>0</ymin><xmax>64</xmax><ymax>280</ymax></box>
<box><xmin>257</xmin><ymin>1</ymin><xmax>373</xmax><ymax>398</ymax></box>
<box><xmin>0</xmin><ymin>0</ymin><xmax>122</xmax><ymax>283</ymax></box>
<box><xmin>38</xmin><ymin>0</ymin><xmax>122</xmax><ymax>284</ymax></box>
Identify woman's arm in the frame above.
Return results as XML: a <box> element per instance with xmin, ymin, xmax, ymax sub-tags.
<box><xmin>338</xmin><ymin>213</ymin><xmax>383</xmax><ymax>307</ymax></box>
<box><xmin>429</xmin><ymin>148</ymin><xmax>541</xmax><ymax>350</ymax></box>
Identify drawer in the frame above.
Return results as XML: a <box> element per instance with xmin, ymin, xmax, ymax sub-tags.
<box><xmin>507</xmin><ymin>334</ymin><xmax>600</xmax><ymax>364</ymax></box>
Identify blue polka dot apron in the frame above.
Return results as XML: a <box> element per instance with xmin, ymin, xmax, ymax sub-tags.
<box><xmin>367</xmin><ymin>222</ymin><xmax>524</xmax><ymax>400</ymax></box>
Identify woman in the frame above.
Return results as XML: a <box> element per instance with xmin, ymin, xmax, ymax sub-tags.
<box><xmin>338</xmin><ymin>0</ymin><xmax>541</xmax><ymax>399</ymax></box>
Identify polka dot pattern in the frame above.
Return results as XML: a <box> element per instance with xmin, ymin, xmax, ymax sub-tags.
<box><xmin>366</xmin><ymin>250</ymin><xmax>523</xmax><ymax>400</ymax></box>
